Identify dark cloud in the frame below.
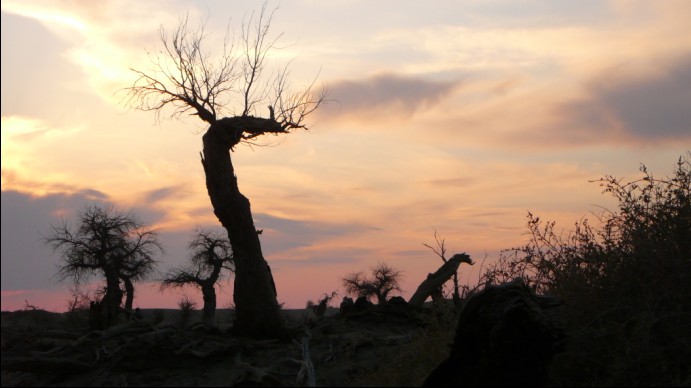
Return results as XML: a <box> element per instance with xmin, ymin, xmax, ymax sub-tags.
<box><xmin>255</xmin><ymin>213</ymin><xmax>379</xmax><ymax>254</ymax></box>
<box><xmin>0</xmin><ymin>191</ymin><xmax>376</xmax><ymax>298</ymax></box>
<box><xmin>560</xmin><ymin>54</ymin><xmax>691</xmax><ymax>142</ymax></box>
<box><xmin>1</xmin><ymin>190</ymin><xmax>111</xmax><ymax>291</ymax></box>
<box><xmin>153</xmin><ymin>214</ymin><xmax>376</xmax><ymax>271</ymax></box>
<box><xmin>127</xmin><ymin>185</ymin><xmax>190</xmax><ymax>226</ymax></box>
<box><xmin>154</xmin><ymin>229</ymin><xmax>200</xmax><ymax>271</ymax></box>
<box><xmin>0</xmin><ymin>190</ymin><xmax>175</xmax><ymax>292</ymax></box>
<box><xmin>319</xmin><ymin>73</ymin><xmax>462</xmax><ymax>121</ymax></box>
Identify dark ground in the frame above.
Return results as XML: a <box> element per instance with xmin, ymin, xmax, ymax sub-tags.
<box><xmin>1</xmin><ymin>304</ymin><xmax>455</xmax><ymax>387</ymax></box>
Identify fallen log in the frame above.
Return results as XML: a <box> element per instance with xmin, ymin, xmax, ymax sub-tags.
<box><xmin>294</xmin><ymin>332</ymin><xmax>316</xmax><ymax>387</ymax></box>
<box><xmin>408</xmin><ymin>253</ymin><xmax>473</xmax><ymax>307</ymax></box>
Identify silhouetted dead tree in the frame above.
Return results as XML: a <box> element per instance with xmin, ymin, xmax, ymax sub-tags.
<box><xmin>342</xmin><ymin>262</ymin><xmax>403</xmax><ymax>304</ymax></box>
<box><xmin>409</xmin><ymin>253</ymin><xmax>473</xmax><ymax>307</ymax></box>
<box><xmin>162</xmin><ymin>228</ymin><xmax>234</xmax><ymax>322</ymax></box>
<box><xmin>423</xmin><ymin>231</ymin><xmax>469</xmax><ymax>305</ymax></box>
<box><xmin>424</xmin><ymin>279</ymin><xmax>566</xmax><ymax>387</ymax></box>
<box><xmin>124</xmin><ymin>4</ymin><xmax>325</xmax><ymax>338</ymax></box>
<box><xmin>306</xmin><ymin>291</ymin><xmax>338</xmax><ymax>317</ymax></box>
<box><xmin>46</xmin><ymin>205</ymin><xmax>161</xmax><ymax>329</ymax></box>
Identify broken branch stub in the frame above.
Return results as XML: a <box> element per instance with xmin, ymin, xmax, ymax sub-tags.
<box><xmin>408</xmin><ymin>253</ymin><xmax>473</xmax><ymax>307</ymax></box>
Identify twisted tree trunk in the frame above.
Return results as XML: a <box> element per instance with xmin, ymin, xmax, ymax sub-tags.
<box><xmin>103</xmin><ymin>272</ymin><xmax>123</xmax><ymax>328</ymax></box>
<box><xmin>201</xmin><ymin>116</ymin><xmax>287</xmax><ymax>339</ymax></box>
<box><xmin>201</xmin><ymin>282</ymin><xmax>217</xmax><ymax>322</ymax></box>
<box><xmin>122</xmin><ymin>276</ymin><xmax>134</xmax><ymax>312</ymax></box>
<box><xmin>409</xmin><ymin>254</ymin><xmax>472</xmax><ymax>307</ymax></box>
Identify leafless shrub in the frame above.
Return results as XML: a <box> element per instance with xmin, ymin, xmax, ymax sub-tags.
<box><xmin>306</xmin><ymin>291</ymin><xmax>338</xmax><ymax>317</ymax></box>
<box><xmin>178</xmin><ymin>295</ymin><xmax>198</xmax><ymax>326</ymax></box>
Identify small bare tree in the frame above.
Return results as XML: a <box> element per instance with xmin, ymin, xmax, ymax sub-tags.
<box><xmin>424</xmin><ymin>230</ymin><xmax>467</xmax><ymax>304</ymax></box>
<box><xmin>162</xmin><ymin>228</ymin><xmax>234</xmax><ymax>321</ymax></box>
<box><xmin>342</xmin><ymin>262</ymin><xmax>403</xmax><ymax>304</ymax></box>
<box><xmin>178</xmin><ymin>294</ymin><xmax>198</xmax><ymax>326</ymax></box>
<box><xmin>124</xmin><ymin>4</ymin><xmax>325</xmax><ymax>338</ymax></box>
<box><xmin>66</xmin><ymin>286</ymin><xmax>93</xmax><ymax>313</ymax></box>
<box><xmin>306</xmin><ymin>291</ymin><xmax>338</xmax><ymax>317</ymax></box>
<box><xmin>46</xmin><ymin>205</ymin><xmax>162</xmax><ymax>328</ymax></box>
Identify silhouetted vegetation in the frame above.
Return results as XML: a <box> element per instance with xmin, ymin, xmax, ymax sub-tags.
<box><xmin>8</xmin><ymin>156</ymin><xmax>688</xmax><ymax>387</ymax></box>
<box><xmin>343</xmin><ymin>262</ymin><xmax>403</xmax><ymax>304</ymax></box>
<box><xmin>45</xmin><ymin>205</ymin><xmax>162</xmax><ymax>329</ymax></box>
<box><xmin>161</xmin><ymin>228</ymin><xmax>234</xmax><ymax>322</ymax></box>
<box><xmin>478</xmin><ymin>154</ymin><xmax>691</xmax><ymax>386</ymax></box>
<box><xmin>423</xmin><ymin>231</ymin><xmax>466</xmax><ymax>305</ymax></box>
<box><xmin>306</xmin><ymin>291</ymin><xmax>338</xmax><ymax>318</ymax></box>
<box><xmin>178</xmin><ymin>295</ymin><xmax>198</xmax><ymax>326</ymax></box>
<box><xmin>408</xmin><ymin>253</ymin><xmax>473</xmax><ymax>307</ymax></box>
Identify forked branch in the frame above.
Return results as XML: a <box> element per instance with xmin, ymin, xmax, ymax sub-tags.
<box><xmin>123</xmin><ymin>4</ymin><xmax>326</xmax><ymax>141</ymax></box>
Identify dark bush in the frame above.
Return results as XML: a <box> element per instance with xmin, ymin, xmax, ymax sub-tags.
<box><xmin>482</xmin><ymin>154</ymin><xmax>691</xmax><ymax>386</ymax></box>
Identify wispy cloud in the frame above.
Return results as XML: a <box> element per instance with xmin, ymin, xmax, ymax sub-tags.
<box><xmin>1</xmin><ymin>0</ymin><xmax>190</xmax><ymax>104</ymax></box>
<box><xmin>558</xmin><ymin>54</ymin><xmax>691</xmax><ymax>142</ymax></box>
<box><xmin>256</xmin><ymin>212</ymin><xmax>379</xmax><ymax>255</ymax></box>
<box><xmin>142</xmin><ymin>185</ymin><xmax>188</xmax><ymax>205</ymax></box>
<box><xmin>319</xmin><ymin>73</ymin><xmax>463</xmax><ymax>123</ymax></box>
<box><xmin>1</xmin><ymin>115</ymin><xmax>93</xmax><ymax>196</ymax></box>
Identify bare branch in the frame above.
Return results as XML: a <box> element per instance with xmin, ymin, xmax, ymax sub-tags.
<box><xmin>161</xmin><ymin>227</ymin><xmax>234</xmax><ymax>290</ymax></box>
<box><xmin>123</xmin><ymin>3</ymin><xmax>326</xmax><ymax>145</ymax></box>
<box><xmin>423</xmin><ymin>229</ymin><xmax>448</xmax><ymax>263</ymax></box>
<box><xmin>45</xmin><ymin>205</ymin><xmax>161</xmax><ymax>286</ymax></box>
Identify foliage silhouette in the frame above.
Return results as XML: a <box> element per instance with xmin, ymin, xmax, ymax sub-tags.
<box><xmin>480</xmin><ymin>153</ymin><xmax>691</xmax><ymax>385</ymax></box>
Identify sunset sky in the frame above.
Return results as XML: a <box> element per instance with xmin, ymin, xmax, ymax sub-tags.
<box><xmin>2</xmin><ymin>0</ymin><xmax>690</xmax><ymax>312</ymax></box>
